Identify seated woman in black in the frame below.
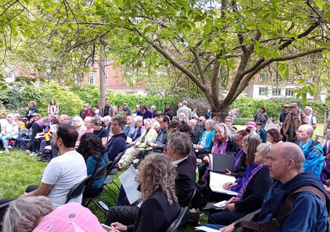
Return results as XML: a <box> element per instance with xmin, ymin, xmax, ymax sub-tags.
<box><xmin>199</xmin><ymin>123</ymin><xmax>240</xmax><ymax>179</ymax></box>
<box><xmin>207</xmin><ymin>143</ymin><xmax>273</xmax><ymax>226</ymax></box>
<box><xmin>109</xmin><ymin>153</ymin><xmax>180</xmax><ymax>232</ymax></box>
<box><xmin>225</xmin><ymin>130</ymin><xmax>249</xmax><ymax>178</ymax></box>
<box><xmin>91</xmin><ymin>116</ymin><xmax>108</xmax><ymax>146</ymax></box>
<box><xmin>77</xmin><ymin>133</ymin><xmax>109</xmax><ymax>198</ymax></box>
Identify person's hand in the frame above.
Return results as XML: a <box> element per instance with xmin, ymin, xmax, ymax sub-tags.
<box><xmin>225</xmin><ymin>169</ymin><xmax>231</xmax><ymax>175</ymax></box>
<box><xmin>151</xmin><ymin>144</ymin><xmax>158</xmax><ymax>149</ymax></box>
<box><xmin>203</xmin><ymin>156</ymin><xmax>210</xmax><ymax>163</ymax></box>
<box><xmin>223</xmin><ymin>182</ymin><xmax>237</xmax><ymax>190</ymax></box>
<box><xmin>20</xmin><ymin>192</ymin><xmax>29</xmax><ymax>198</ymax></box>
<box><xmin>219</xmin><ymin>223</ymin><xmax>235</xmax><ymax>232</ymax></box>
<box><xmin>110</xmin><ymin>222</ymin><xmax>127</xmax><ymax>231</ymax></box>
<box><xmin>224</xmin><ymin>203</ymin><xmax>235</xmax><ymax>212</ymax></box>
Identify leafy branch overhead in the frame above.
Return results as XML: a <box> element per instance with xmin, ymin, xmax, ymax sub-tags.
<box><xmin>0</xmin><ymin>0</ymin><xmax>329</xmax><ymax>118</ymax></box>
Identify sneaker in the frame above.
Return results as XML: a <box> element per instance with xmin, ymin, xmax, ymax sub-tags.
<box><xmin>29</xmin><ymin>152</ymin><xmax>37</xmax><ymax>157</ymax></box>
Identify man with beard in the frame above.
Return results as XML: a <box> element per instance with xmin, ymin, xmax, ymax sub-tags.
<box><xmin>20</xmin><ymin>124</ymin><xmax>87</xmax><ymax>207</ymax></box>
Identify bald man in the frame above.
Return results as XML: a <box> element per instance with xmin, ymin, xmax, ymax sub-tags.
<box><xmin>215</xmin><ymin>142</ymin><xmax>329</xmax><ymax>232</ymax></box>
<box><xmin>296</xmin><ymin>125</ymin><xmax>324</xmax><ymax>179</ymax></box>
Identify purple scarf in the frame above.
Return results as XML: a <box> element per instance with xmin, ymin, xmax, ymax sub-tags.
<box><xmin>233</xmin><ymin>148</ymin><xmax>244</xmax><ymax>171</ymax></box>
<box><xmin>212</xmin><ymin>140</ymin><xmax>228</xmax><ymax>154</ymax></box>
<box><xmin>237</xmin><ymin>162</ymin><xmax>266</xmax><ymax>198</ymax></box>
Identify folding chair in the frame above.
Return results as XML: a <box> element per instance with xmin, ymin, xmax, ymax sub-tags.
<box><xmin>66</xmin><ymin>175</ymin><xmax>92</xmax><ymax>204</ymax></box>
<box><xmin>102</xmin><ymin>150</ymin><xmax>126</xmax><ymax>199</ymax></box>
<box><xmin>166</xmin><ymin>206</ymin><xmax>189</xmax><ymax>232</ymax></box>
<box><xmin>82</xmin><ymin>161</ymin><xmax>113</xmax><ymax>214</ymax></box>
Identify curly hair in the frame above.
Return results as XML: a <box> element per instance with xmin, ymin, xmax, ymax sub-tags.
<box><xmin>138</xmin><ymin>153</ymin><xmax>178</xmax><ymax>204</ymax></box>
<box><xmin>267</xmin><ymin>128</ymin><xmax>283</xmax><ymax>143</ymax></box>
<box><xmin>76</xmin><ymin>133</ymin><xmax>106</xmax><ymax>163</ymax></box>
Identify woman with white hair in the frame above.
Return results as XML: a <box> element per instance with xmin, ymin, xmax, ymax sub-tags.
<box><xmin>118</xmin><ymin>118</ymin><xmax>157</xmax><ymax>169</ymax></box>
<box><xmin>2</xmin><ymin>196</ymin><xmax>106</xmax><ymax>232</ymax></box>
<box><xmin>84</xmin><ymin>117</ymin><xmax>94</xmax><ymax>134</ymax></box>
<box><xmin>104</xmin><ymin>115</ymin><xmax>112</xmax><ymax>135</ymax></box>
<box><xmin>304</xmin><ymin>106</ymin><xmax>317</xmax><ymax>129</ymax></box>
<box><xmin>127</xmin><ymin>116</ymin><xmax>145</xmax><ymax>147</ymax></box>
<box><xmin>0</xmin><ymin>114</ymin><xmax>19</xmax><ymax>152</ymax></box>
<box><xmin>72</xmin><ymin>116</ymin><xmax>87</xmax><ymax>147</ymax></box>
<box><xmin>194</xmin><ymin>119</ymin><xmax>215</xmax><ymax>158</ymax></box>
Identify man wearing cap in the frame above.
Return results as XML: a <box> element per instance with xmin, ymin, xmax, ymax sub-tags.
<box><xmin>246</xmin><ymin>121</ymin><xmax>257</xmax><ymax>135</ymax></box>
<box><xmin>279</xmin><ymin>104</ymin><xmax>290</xmax><ymax>142</ymax></box>
<box><xmin>283</xmin><ymin>103</ymin><xmax>308</xmax><ymax>144</ymax></box>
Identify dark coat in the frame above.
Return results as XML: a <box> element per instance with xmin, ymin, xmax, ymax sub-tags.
<box><xmin>79</xmin><ymin>109</ymin><xmax>95</xmax><ymax>119</ymax></box>
<box><xmin>235</xmin><ymin>166</ymin><xmax>273</xmax><ymax>213</ymax></box>
<box><xmin>105</xmin><ymin>133</ymin><xmax>127</xmax><ymax>161</ymax></box>
<box><xmin>132</xmin><ymin>190</ymin><xmax>180</xmax><ymax>232</ymax></box>
<box><xmin>175</xmin><ymin>157</ymin><xmax>196</xmax><ymax>207</ymax></box>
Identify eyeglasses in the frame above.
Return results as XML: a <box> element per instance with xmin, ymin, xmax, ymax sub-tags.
<box><xmin>225</xmin><ymin>120</ymin><xmax>231</xmax><ymax>122</ymax></box>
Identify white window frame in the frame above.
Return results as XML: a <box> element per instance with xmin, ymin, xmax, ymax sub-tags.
<box><xmin>259</xmin><ymin>87</ymin><xmax>267</xmax><ymax>96</ymax></box>
<box><xmin>89</xmin><ymin>72</ymin><xmax>95</xmax><ymax>84</ymax></box>
<box><xmin>285</xmin><ymin>88</ymin><xmax>294</xmax><ymax>96</ymax></box>
<box><xmin>272</xmin><ymin>88</ymin><xmax>281</xmax><ymax>96</ymax></box>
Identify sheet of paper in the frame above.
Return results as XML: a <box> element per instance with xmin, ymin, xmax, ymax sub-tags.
<box><xmin>209</xmin><ymin>172</ymin><xmax>238</xmax><ymax>196</ymax></box>
<box><xmin>213</xmin><ymin>200</ymin><xmax>227</xmax><ymax>208</ymax></box>
<box><xmin>195</xmin><ymin>226</ymin><xmax>220</xmax><ymax>232</ymax></box>
<box><xmin>119</xmin><ymin>165</ymin><xmax>141</xmax><ymax>204</ymax></box>
<box><xmin>209</xmin><ymin>153</ymin><xmax>213</xmax><ymax>171</ymax></box>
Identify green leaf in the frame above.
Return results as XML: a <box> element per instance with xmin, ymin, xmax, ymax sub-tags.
<box><xmin>296</xmin><ymin>12</ymin><xmax>308</xmax><ymax>19</ymax></box>
<box><xmin>143</xmin><ymin>25</ymin><xmax>153</xmax><ymax>35</ymax></box>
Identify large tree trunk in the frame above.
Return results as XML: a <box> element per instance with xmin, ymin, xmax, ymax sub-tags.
<box><xmin>99</xmin><ymin>44</ymin><xmax>106</xmax><ymax>114</ymax></box>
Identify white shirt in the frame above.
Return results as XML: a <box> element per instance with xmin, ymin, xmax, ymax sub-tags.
<box><xmin>41</xmin><ymin>150</ymin><xmax>87</xmax><ymax>207</ymax></box>
<box><xmin>307</xmin><ymin>114</ymin><xmax>317</xmax><ymax>125</ymax></box>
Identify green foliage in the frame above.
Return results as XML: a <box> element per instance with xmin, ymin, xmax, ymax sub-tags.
<box><xmin>21</xmin><ymin>82</ymin><xmax>84</xmax><ymax>117</ymax></box>
<box><xmin>231</xmin><ymin>97</ymin><xmax>326</xmax><ymax>123</ymax></box>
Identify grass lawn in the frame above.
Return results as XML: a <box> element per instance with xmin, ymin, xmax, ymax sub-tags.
<box><xmin>0</xmin><ymin>150</ymin><xmax>199</xmax><ymax>232</ymax></box>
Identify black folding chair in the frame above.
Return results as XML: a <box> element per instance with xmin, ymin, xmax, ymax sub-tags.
<box><xmin>66</xmin><ymin>175</ymin><xmax>92</xmax><ymax>204</ymax></box>
<box><xmin>166</xmin><ymin>206</ymin><xmax>189</xmax><ymax>232</ymax></box>
<box><xmin>82</xmin><ymin>161</ymin><xmax>113</xmax><ymax>214</ymax></box>
<box><xmin>103</xmin><ymin>150</ymin><xmax>126</xmax><ymax>199</ymax></box>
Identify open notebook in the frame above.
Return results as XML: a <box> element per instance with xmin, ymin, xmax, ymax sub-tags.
<box><xmin>209</xmin><ymin>171</ymin><xmax>238</xmax><ymax>196</ymax></box>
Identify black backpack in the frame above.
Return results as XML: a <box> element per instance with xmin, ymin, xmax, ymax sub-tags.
<box><xmin>39</xmin><ymin>149</ymin><xmax>52</xmax><ymax>162</ymax></box>
<box><xmin>190</xmin><ymin>179</ymin><xmax>210</xmax><ymax>210</ymax></box>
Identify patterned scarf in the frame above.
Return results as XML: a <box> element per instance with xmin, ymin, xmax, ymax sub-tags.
<box><xmin>237</xmin><ymin>162</ymin><xmax>266</xmax><ymax>198</ymax></box>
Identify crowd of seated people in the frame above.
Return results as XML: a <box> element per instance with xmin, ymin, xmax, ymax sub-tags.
<box><xmin>2</xmin><ymin>100</ymin><xmax>330</xmax><ymax>232</ymax></box>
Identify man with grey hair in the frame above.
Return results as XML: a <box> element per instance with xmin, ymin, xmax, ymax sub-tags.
<box><xmin>177</xmin><ymin>100</ymin><xmax>191</xmax><ymax>123</ymax></box>
<box><xmin>178</xmin><ymin>112</ymin><xmax>187</xmax><ymax>125</ymax></box>
<box><xmin>219</xmin><ymin>142</ymin><xmax>329</xmax><ymax>232</ymax></box>
<box><xmin>79</xmin><ymin>103</ymin><xmax>95</xmax><ymax>119</ymax></box>
<box><xmin>188</xmin><ymin>119</ymin><xmax>201</xmax><ymax>144</ymax></box>
<box><xmin>304</xmin><ymin>106</ymin><xmax>317</xmax><ymax>129</ymax></box>
<box><xmin>123</xmin><ymin>102</ymin><xmax>132</xmax><ymax>116</ymax></box>
<box><xmin>296</xmin><ymin>124</ymin><xmax>324</xmax><ymax>179</ymax></box>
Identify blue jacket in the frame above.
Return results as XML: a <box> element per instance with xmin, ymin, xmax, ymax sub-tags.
<box><xmin>258</xmin><ymin>171</ymin><xmax>329</xmax><ymax>232</ymax></box>
<box><xmin>198</xmin><ymin>130</ymin><xmax>215</xmax><ymax>149</ymax></box>
<box><xmin>299</xmin><ymin>139</ymin><xmax>324</xmax><ymax>179</ymax></box>
<box><xmin>105</xmin><ymin>133</ymin><xmax>127</xmax><ymax>161</ymax></box>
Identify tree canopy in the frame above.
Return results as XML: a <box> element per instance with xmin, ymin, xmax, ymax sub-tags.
<box><xmin>0</xmin><ymin>0</ymin><xmax>329</xmax><ymax>118</ymax></box>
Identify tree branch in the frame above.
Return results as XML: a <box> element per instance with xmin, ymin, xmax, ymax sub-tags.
<box><xmin>192</xmin><ymin>47</ymin><xmax>207</xmax><ymax>85</ymax></box>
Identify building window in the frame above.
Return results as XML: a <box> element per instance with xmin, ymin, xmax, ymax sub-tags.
<box><xmin>105</xmin><ymin>74</ymin><xmax>108</xmax><ymax>85</ymax></box>
<box><xmin>75</xmin><ymin>73</ymin><xmax>82</xmax><ymax>85</ymax></box>
<box><xmin>272</xmin><ymin>88</ymin><xmax>281</xmax><ymax>96</ymax></box>
<box><xmin>259</xmin><ymin>87</ymin><xmax>267</xmax><ymax>96</ymax></box>
<box><xmin>285</xmin><ymin>88</ymin><xmax>294</xmax><ymax>96</ymax></box>
<box><xmin>286</xmin><ymin>76</ymin><xmax>295</xmax><ymax>83</ymax></box>
<box><xmin>259</xmin><ymin>73</ymin><xmax>270</xmax><ymax>83</ymax></box>
<box><xmin>89</xmin><ymin>72</ymin><xmax>95</xmax><ymax>84</ymax></box>
<box><xmin>104</xmin><ymin>59</ymin><xmax>108</xmax><ymax>65</ymax></box>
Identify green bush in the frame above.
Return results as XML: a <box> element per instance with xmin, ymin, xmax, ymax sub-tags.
<box><xmin>21</xmin><ymin>82</ymin><xmax>84</xmax><ymax>117</ymax></box>
<box><xmin>233</xmin><ymin>118</ymin><xmax>251</xmax><ymax>126</ymax></box>
<box><xmin>230</xmin><ymin>97</ymin><xmax>325</xmax><ymax>123</ymax></box>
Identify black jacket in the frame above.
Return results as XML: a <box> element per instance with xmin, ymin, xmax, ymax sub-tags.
<box><xmin>235</xmin><ymin>166</ymin><xmax>273</xmax><ymax>213</ymax></box>
<box><xmin>231</xmin><ymin>149</ymin><xmax>247</xmax><ymax>179</ymax></box>
<box><xmin>105</xmin><ymin>133</ymin><xmax>127</xmax><ymax>161</ymax></box>
<box><xmin>132</xmin><ymin>190</ymin><xmax>180</xmax><ymax>232</ymax></box>
<box><xmin>193</xmin><ymin>127</ymin><xmax>202</xmax><ymax>144</ymax></box>
<box><xmin>25</xmin><ymin>108</ymin><xmax>38</xmax><ymax>121</ymax></box>
<box><xmin>175</xmin><ymin>157</ymin><xmax>196</xmax><ymax>207</ymax></box>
